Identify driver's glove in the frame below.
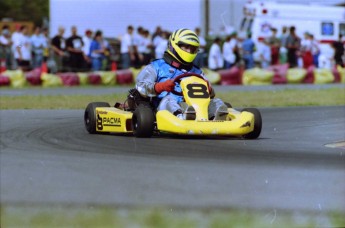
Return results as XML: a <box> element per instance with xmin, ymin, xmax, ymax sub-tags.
<box><xmin>154</xmin><ymin>79</ymin><xmax>175</xmax><ymax>94</ymax></box>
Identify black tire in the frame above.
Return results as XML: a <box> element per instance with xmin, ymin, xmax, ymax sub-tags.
<box><xmin>84</xmin><ymin>102</ymin><xmax>110</xmax><ymax>134</ymax></box>
<box><xmin>242</xmin><ymin>108</ymin><xmax>262</xmax><ymax>139</ymax></box>
<box><xmin>132</xmin><ymin>104</ymin><xmax>155</xmax><ymax>138</ymax></box>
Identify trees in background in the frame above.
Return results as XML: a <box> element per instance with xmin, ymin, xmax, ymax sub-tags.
<box><xmin>0</xmin><ymin>0</ymin><xmax>49</xmax><ymax>27</ymax></box>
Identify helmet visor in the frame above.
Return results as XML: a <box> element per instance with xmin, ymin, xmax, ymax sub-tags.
<box><xmin>178</xmin><ymin>43</ymin><xmax>199</xmax><ymax>54</ymax></box>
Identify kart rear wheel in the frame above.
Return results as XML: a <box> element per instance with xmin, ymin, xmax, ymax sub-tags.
<box><xmin>132</xmin><ymin>104</ymin><xmax>155</xmax><ymax>138</ymax></box>
<box><xmin>84</xmin><ymin>102</ymin><xmax>110</xmax><ymax>134</ymax></box>
<box><xmin>242</xmin><ymin>108</ymin><xmax>262</xmax><ymax>139</ymax></box>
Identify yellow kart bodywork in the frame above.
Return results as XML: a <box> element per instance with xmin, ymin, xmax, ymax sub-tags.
<box><xmin>92</xmin><ymin>76</ymin><xmax>258</xmax><ymax>137</ymax></box>
<box><xmin>156</xmin><ymin>109</ymin><xmax>254</xmax><ymax>135</ymax></box>
<box><xmin>155</xmin><ymin>76</ymin><xmax>256</xmax><ymax>136</ymax></box>
<box><xmin>94</xmin><ymin>107</ymin><xmax>133</xmax><ymax>133</ymax></box>
<box><xmin>94</xmin><ymin>107</ymin><xmax>255</xmax><ymax>136</ymax></box>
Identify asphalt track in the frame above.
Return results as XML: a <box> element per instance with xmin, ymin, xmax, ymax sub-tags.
<box><xmin>1</xmin><ymin>105</ymin><xmax>344</xmax><ymax>214</ymax></box>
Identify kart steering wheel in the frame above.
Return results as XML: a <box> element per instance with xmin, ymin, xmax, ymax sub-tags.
<box><xmin>170</xmin><ymin>73</ymin><xmax>208</xmax><ymax>96</ymax></box>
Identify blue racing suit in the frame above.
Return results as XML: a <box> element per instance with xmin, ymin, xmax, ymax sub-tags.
<box><xmin>136</xmin><ymin>53</ymin><xmax>226</xmax><ymax>118</ymax></box>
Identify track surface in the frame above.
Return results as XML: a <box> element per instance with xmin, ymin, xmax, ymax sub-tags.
<box><xmin>1</xmin><ymin>106</ymin><xmax>345</xmax><ymax>213</ymax></box>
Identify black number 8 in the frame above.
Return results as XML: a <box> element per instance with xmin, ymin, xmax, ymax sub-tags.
<box><xmin>97</xmin><ymin>114</ymin><xmax>103</xmax><ymax>130</ymax></box>
<box><xmin>186</xmin><ymin>84</ymin><xmax>209</xmax><ymax>98</ymax></box>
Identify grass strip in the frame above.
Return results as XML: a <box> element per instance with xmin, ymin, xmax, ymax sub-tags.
<box><xmin>0</xmin><ymin>88</ymin><xmax>344</xmax><ymax>110</ymax></box>
<box><xmin>1</xmin><ymin>205</ymin><xmax>345</xmax><ymax>228</ymax></box>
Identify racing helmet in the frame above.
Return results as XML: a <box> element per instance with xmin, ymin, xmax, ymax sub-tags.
<box><xmin>167</xmin><ymin>29</ymin><xmax>200</xmax><ymax>64</ymax></box>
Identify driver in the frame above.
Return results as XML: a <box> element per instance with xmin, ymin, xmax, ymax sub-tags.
<box><xmin>136</xmin><ymin>28</ymin><xmax>228</xmax><ymax>120</ymax></box>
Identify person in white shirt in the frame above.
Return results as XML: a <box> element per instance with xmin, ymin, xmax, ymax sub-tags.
<box><xmin>222</xmin><ymin>35</ymin><xmax>236</xmax><ymax>69</ymax></box>
<box><xmin>208</xmin><ymin>37</ymin><xmax>223</xmax><ymax>70</ymax></box>
<box><xmin>82</xmin><ymin>29</ymin><xmax>93</xmax><ymax>70</ymax></box>
<box><xmin>257</xmin><ymin>39</ymin><xmax>271</xmax><ymax>69</ymax></box>
<box><xmin>309</xmin><ymin>34</ymin><xmax>320</xmax><ymax>68</ymax></box>
<box><xmin>31</xmin><ymin>26</ymin><xmax>46</xmax><ymax>68</ymax></box>
<box><xmin>120</xmin><ymin>25</ymin><xmax>134</xmax><ymax>69</ymax></box>
<box><xmin>132</xmin><ymin>26</ymin><xmax>144</xmax><ymax>68</ymax></box>
<box><xmin>155</xmin><ymin>31</ymin><xmax>169</xmax><ymax>59</ymax></box>
<box><xmin>11</xmin><ymin>24</ymin><xmax>22</xmax><ymax>69</ymax></box>
<box><xmin>137</xmin><ymin>29</ymin><xmax>153</xmax><ymax>66</ymax></box>
<box><xmin>229</xmin><ymin>32</ymin><xmax>239</xmax><ymax>65</ymax></box>
<box><xmin>152</xmin><ymin>27</ymin><xmax>163</xmax><ymax>58</ymax></box>
<box><xmin>300</xmin><ymin>32</ymin><xmax>314</xmax><ymax>68</ymax></box>
<box><xmin>14</xmin><ymin>25</ymin><xmax>32</xmax><ymax>71</ymax></box>
<box><xmin>82</xmin><ymin>30</ymin><xmax>93</xmax><ymax>56</ymax></box>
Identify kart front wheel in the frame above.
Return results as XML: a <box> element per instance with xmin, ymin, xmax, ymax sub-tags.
<box><xmin>242</xmin><ymin>108</ymin><xmax>262</xmax><ymax>139</ymax></box>
<box><xmin>132</xmin><ymin>104</ymin><xmax>155</xmax><ymax>138</ymax></box>
<box><xmin>84</xmin><ymin>102</ymin><xmax>110</xmax><ymax>134</ymax></box>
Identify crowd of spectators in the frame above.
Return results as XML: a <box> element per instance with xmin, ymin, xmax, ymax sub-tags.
<box><xmin>0</xmin><ymin>24</ymin><xmax>114</xmax><ymax>73</ymax></box>
<box><xmin>208</xmin><ymin>26</ymin><xmax>344</xmax><ymax>71</ymax></box>
<box><xmin>0</xmin><ymin>24</ymin><xmax>344</xmax><ymax>74</ymax></box>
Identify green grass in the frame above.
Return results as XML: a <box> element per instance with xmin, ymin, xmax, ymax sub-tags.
<box><xmin>0</xmin><ymin>88</ymin><xmax>344</xmax><ymax>109</ymax></box>
<box><xmin>1</xmin><ymin>205</ymin><xmax>344</xmax><ymax>228</ymax></box>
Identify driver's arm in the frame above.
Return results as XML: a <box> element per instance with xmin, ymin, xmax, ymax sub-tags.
<box><xmin>200</xmin><ymin>73</ymin><xmax>216</xmax><ymax>99</ymax></box>
<box><xmin>210</xmin><ymin>88</ymin><xmax>216</xmax><ymax>98</ymax></box>
<box><xmin>136</xmin><ymin>64</ymin><xmax>158</xmax><ymax>97</ymax></box>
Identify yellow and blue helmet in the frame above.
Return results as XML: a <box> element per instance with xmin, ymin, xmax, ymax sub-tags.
<box><xmin>167</xmin><ymin>29</ymin><xmax>200</xmax><ymax>64</ymax></box>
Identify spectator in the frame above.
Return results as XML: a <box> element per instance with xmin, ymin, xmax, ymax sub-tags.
<box><xmin>101</xmin><ymin>37</ymin><xmax>111</xmax><ymax>71</ymax></box>
<box><xmin>332</xmin><ymin>34</ymin><xmax>344</xmax><ymax>67</ymax></box>
<box><xmin>155</xmin><ymin>31</ymin><xmax>169</xmax><ymax>59</ymax></box>
<box><xmin>193</xmin><ymin>27</ymin><xmax>207</xmax><ymax>68</ymax></box>
<box><xmin>82</xmin><ymin>30</ymin><xmax>93</xmax><ymax>56</ymax></box>
<box><xmin>133</xmin><ymin>26</ymin><xmax>144</xmax><ymax>49</ymax></box>
<box><xmin>132</xmin><ymin>26</ymin><xmax>144</xmax><ymax>68</ymax></box>
<box><xmin>309</xmin><ymin>34</ymin><xmax>320</xmax><ymax>68</ymax></box>
<box><xmin>222</xmin><ymin>35</ymin><xmax>236</xmax><ymax>69</ymax></box>
<box><xmin>279</xmin><ymin>26</ymin><xmax>289</xmax><ymax>64</ymax></box>
<box><xmin>208</xmin><ymin>37</ymin><xmax>223</xmax><ymax>71</ymax></box>
<box><xmin>30</xmin><ymin>26</ymin><xmax>45</xmax><ymax>68</ymax></box>
<box><xmin>152</xmin><ymin>28</ymin><xmax>164</xmax><ymax>57</ymax></box>
<box><xmin>152</xmin><ymin>26</ymin><xmax>162</xmax><ymax>42</ymax></box>
<box><xmin>66</xmin><ymin>26</ymin><xmax>85</xmax><ymax>72</ymax></box>
<box><xmin>241</xmin><ymin>32</ymin><xmax>255</xmax><ymax>69</ymax></box>
<box><xmin>257</xmin><ymin>39</ymin><xmax>271</xmax><ymax>69</ymax></box>
<box><xmin>120</xmin><ymin>25</ymin><xmax>134</xmax><ymax>69</ymax></box>
<box><xmin>13</xmin><ymin>25</ymin><xmax>32</xmax><ymax>71</ymax></box>
<box><xmin>0</xmin><ymin>25</ymin><xmax>13</xmax><ymax>70</ymax></box>
<box><xmin>300</xmin><ymin>32</ymin><xmax>313</xmax><ymax>69</ymax></box>
<box><xmin>286</xmin><ymin>26</ymin><xmax>301</xmax><ymax>68</ymax></box>
<box><xmin>51</xmin><ymin>26</ymin><xmax>67</xmax><ymax>73</ymax></box>
<box><xmin>41</xmin><ymin>28</ymin><xmax>50</xmax><ymax>64</ymax></box>
<box><xmin>89</xmin><ymin>30</ymin><xmax>106</xmax><ymax>71</ymax></box>
<box><xmin>11</xmin><ymin>24</ymin><xmax>22</xmax><ymax>69</ymax></box>
<box><xmin>229</xmin><ymin>32</ymin><xmax>240</xmax><ymax>65</ymax></box>
<box><xmin>267</xmin><ymin>28</ymin><xmax>280</xmax><ymax>65</ymax></box>
<box><xmin>137</xmin><ymin>29</ymin><xmax>153</xmax><ymax>66</ymax></box>
<box><xmin>82</xmin><ymin>29</ymin><xmax>93</xmax><ymax>70</ymax></box>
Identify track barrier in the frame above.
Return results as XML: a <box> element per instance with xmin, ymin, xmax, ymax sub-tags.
<box><xmin>0</xmin><ymin>65</ymin><xmax>344</xmax><ymax>88</ymax></box>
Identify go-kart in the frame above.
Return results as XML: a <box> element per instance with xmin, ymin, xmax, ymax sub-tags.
<box><xmin>84</xmin><ymin>73</ymin><xmax>262</xmax><ymax>138</ymax></box>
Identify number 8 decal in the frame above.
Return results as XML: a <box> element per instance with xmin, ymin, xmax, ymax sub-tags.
<box><xmin>186</xmin><ymin>84</ymin><xmax>209</xmax><ymax>98</ymax></box>
<box><xmin>97</xmin><ymin>114</ymin><xmax>103</xmax><ymax>130</ymax></box>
